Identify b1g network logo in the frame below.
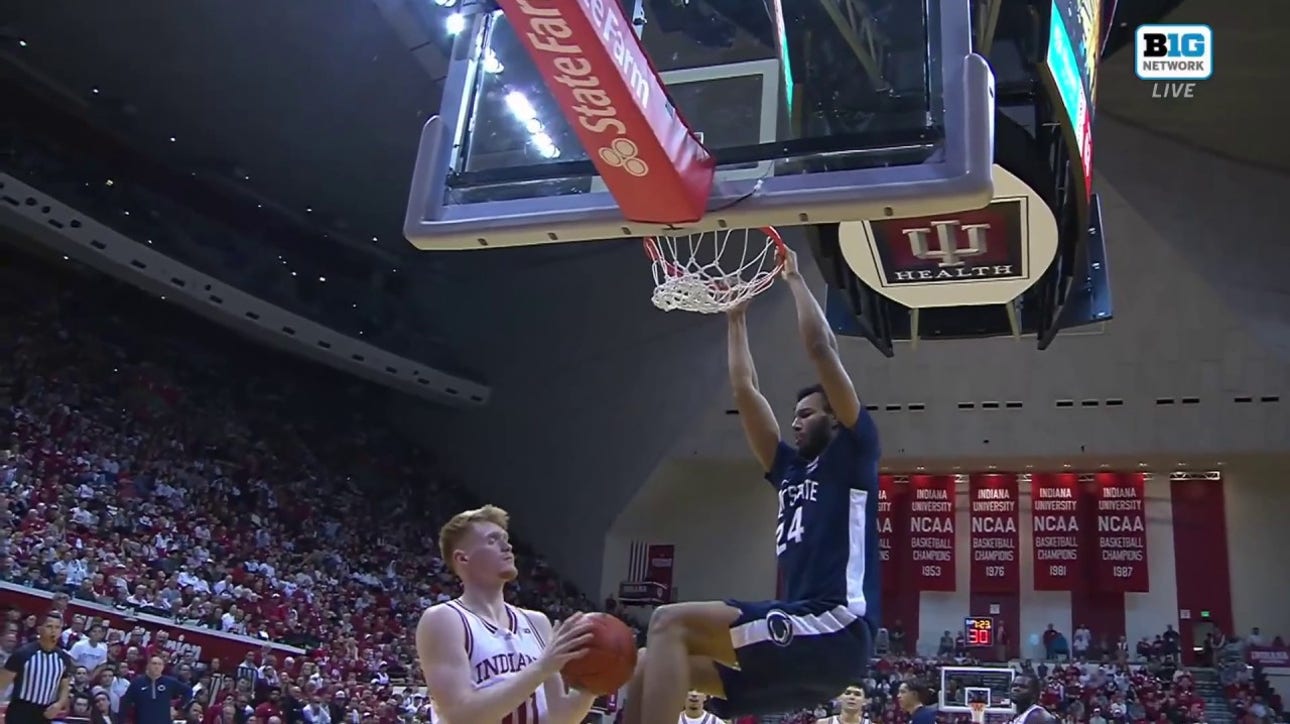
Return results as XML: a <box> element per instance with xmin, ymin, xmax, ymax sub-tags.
<box><xmin>1135</xmin><ymin>24</ymin><xmax>1212</xmax><ymax>98</ymax></box>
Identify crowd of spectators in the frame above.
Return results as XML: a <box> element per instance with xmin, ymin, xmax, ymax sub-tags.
<box><xmin>0</xmin><ymin>249</ymin><xmax>606</xmax><ymax>721</ymax></box>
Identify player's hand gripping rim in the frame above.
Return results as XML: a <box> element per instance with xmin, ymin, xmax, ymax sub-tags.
<box><xmin>779</xmin><ymin>245</ymin><xmax>801</xmax><ymax>279</ymax></box>
<box><xmin>539</xmin><ymin>612</ymin><xmax>594</xmax><ymax>674</ymax></box>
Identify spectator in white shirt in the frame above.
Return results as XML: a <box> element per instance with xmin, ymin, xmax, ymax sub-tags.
<box><xmin>303</xmin><ymin>698</ymin><xmax>332</xmax><ymax>724</ymax></box>
<box><xmin>70</xmin><ymin>624</ymin><xmax>110</xmax><ymax>672</ymax></box>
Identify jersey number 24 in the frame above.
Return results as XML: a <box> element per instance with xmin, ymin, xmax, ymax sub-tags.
<box><xmin>775</xmin><ymin>506</ymin><xmax>805</xmax><ymax>554</ymax></box>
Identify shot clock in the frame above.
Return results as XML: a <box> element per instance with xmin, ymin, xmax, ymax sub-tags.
<box><xmin>964</xmin><ymin>616</ymin><xmax>996</xmax><ymax>647</ymax></box>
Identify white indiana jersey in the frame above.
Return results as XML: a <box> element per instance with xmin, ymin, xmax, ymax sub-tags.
<box><xmin>1011</xmin><ymin>704</ymin><xmax>1049</xmax><ymax>724</ymax></box>
<box><xmin>680</xmin><ymin>713</ymin><xmax>723</xmax><ymax>724</ymax></box>
<box><xmin>443</xmin><ymin>599</ymin><xmax>549</xmax><ymax>724</ymax></box>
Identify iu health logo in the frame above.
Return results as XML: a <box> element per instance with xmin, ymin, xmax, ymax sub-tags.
<box><xmin>1135</xmin><ymin>25</ymin><xmax>1212</xmax><ymax>97</ymax></box>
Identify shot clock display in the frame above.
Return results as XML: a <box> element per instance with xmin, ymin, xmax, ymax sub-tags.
<box><xmin>964</xmin><ymin>616</ymin><xmax>996</xmax><ymax>647</ymax></box>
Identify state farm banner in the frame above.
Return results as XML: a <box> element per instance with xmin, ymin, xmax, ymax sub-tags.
<box><xmin>878</xmin><ymin>475</ymin><xmax>910</xmax><ymax>591</ymax></box>
<box><xmin>1</xmin><ymin>583</ymin><xmax>304</xmax><ymax>666</ymax></box>
<box><xmin>645</xmin><ymin>544</ymin><xmax>675</xmax><ymax>592</ymax></box>
<box><xmin>1090</xmin><ymin>472</ymin><xmax>1150</xmax><ymax>592</ymax></box>
<box><xmin>969</xmin><ymin>473</ymin><xmax>1019</xmax><ymax>592</ymax></box>
<box><xmin>495</xmin><ymin>0</ymin><xmax>714</xmax><ymax>223</ymax></box>
<box><xmin>908</xmin><ymin>474</ymin><xmax>956</xmax><ymax>591</ymax></box>
<box><xmin>1030</xmin><ymin>472</ymin><xmax>1082</xmax><ymax>590</ymax></box>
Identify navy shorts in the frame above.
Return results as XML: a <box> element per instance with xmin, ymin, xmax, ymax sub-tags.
<box><xmin>708</xmin><ymin>599</ymin><xmax>873</xmax><ymax>718</ymax></box>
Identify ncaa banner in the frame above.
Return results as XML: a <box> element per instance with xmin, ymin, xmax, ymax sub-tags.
<box><xmin>1090</xmin><ymin>472</ymin><xmax>1150</xmax><ymax>591</ymax></box>
<box><xmin>1030</xmin><ymin>472</ymin><xmax>1082</xmax><ymax>590</ymax></box>
<box><xmin>878</xmin><ymin>475</ymin><xmax>911</xmax><ymax>592</ymax></box>
<box><xmin>908</xmin><ymin>474</ymin><xmax>956</xmax><ymax>591</ymax></box>
<box><xmin>969</xmin><ymin>473</ymin><xmax>1020</xmax><ymax>592</ymax></box>
<box><xmin>645</xmin><ymin>544</ymin><xmax>675</xmax><ymax>593</ymax></box>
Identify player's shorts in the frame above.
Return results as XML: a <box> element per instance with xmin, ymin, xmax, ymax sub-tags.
<box><xmin>708</xmin><ymin>598</ymin><xmax>873</xmax><ymax>718</ymax></box>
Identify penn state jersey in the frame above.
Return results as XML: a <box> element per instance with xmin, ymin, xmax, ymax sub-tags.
<box><xmin>441</xmin><ymin>599</ymin><xmax>549</xmax><ymax>724</ymax></box>
<box><xmin>768</xmin><ymin>408</ymin><xmax>880</xmax><ymax>619</ymax></box>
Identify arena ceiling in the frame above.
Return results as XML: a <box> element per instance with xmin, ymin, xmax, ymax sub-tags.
<box><xmin>1</xmin><ymin>0</ymin><xmax>1279</xmax><ymax>268</ymax></box>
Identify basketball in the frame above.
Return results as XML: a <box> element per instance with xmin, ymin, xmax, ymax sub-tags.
<box><xmin>560</xmin><ymin>613</ymin><xmax>638</xmax><ymax>696</ymax></box>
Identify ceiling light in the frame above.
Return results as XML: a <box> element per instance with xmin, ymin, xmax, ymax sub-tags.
<box><xmin>915</xmin><ymin>466</ymin><xmax>925</xmax><ymax>471</ymax></box>
<box><xmin>291</xmin><ymin>271</ymin><xmax>297</xmax><ymax>277</ymax></box>
<box><xmin>305</xmin><ymin>207</ymin><xmax>313</xmax><ymax>213</ymax></box>
<box><xmin>62</xmin><ymin>256</ymin><xmax>69</xmax><ymax>261</ymax></box>
<box><xmin>160</xmin><ymin>295</ymin><xmax>166</xmax><ymax>300</ymax></box>
<box><xmin>318</xmin><ymin>276</ymin><xmax>326</xmax><ymax>283</ymax></box>
<box><xmin>986</xmin><ymin>465</ymin><xmax>996</xmax><ymax>470</ymax></box>
<box><xmin>1062</xmin><ymin>463</ymin><xmax>1072</xmax><ymax>469</ymax></box>
<box><xmin>371</xmin><ymin>236</ymin><xmax>378</xmax><ymax>243</ymax></box>
<box><xmin>169</xmin><ymin>136</ymin><xmax>177</xmax><ymax>143</ymax></box>
<box><xmin>18</xmin><ymin>39</ymin><xmax>28</xmax><ymax>48</ymax></box>
<box><xmin>105</xmin><ymin>179</ymin><xmax>114</xmax><ymax>187</ymax></box>
<box><xmin>446</xmin><ymin>13</ymin><xmax>466</xmax><ymax>34</ymax></box>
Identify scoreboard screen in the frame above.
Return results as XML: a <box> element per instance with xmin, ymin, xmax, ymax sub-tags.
<box><xmin>964</xmin><ymin>616</ymin><xmax>996</xmax><ymax>647</ymax></box>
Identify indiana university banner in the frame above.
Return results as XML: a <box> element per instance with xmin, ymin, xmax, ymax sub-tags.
<box><xmin>969</xmin><ymin>473</ymin><xmax>1019</xmax><ymax>592</ymax></box>
<box><xmin>645</xmin><ymin>544</ymin><xmax>675</xmax><ymax>593</ymax></box>
<box><xmin>1090</xmin><ymin>472</ymin><xmax>1150</xmax><ymax>591</ymax></box>
<box><xmin>878</xmin><ymin>475</ymin><xmax>910</xmax><ymax>591</ymax></box>
<box><xmin>909</xmin><ymin>474</ymin><xmax>956</xmax><ymax>591</ymax></box>
<box><xmin>1031</xmin><ymin>472</ymin><xmax>1082</xmax><ymax>590</ymax></box>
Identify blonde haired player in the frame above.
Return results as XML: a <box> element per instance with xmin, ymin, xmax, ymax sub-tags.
<box><xmin>415</xmin><ymin>505</ymin><xmax>597</xmax><ymax>724</ymax></box>
<box><xmin>680</xmin><ymin>691</ymin><xmax>727</xmax><ymax>724</ymax></box>
<box><xmin>818</xmin><ymin>685</ymin><xmax>870</xmax><ymax>724</ymax></box>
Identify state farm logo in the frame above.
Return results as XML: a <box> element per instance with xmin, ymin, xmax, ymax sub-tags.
<box><xmin>598</xmin><ymin>138</ymin><xmax>649</xmax><ymax>177</ymax></box>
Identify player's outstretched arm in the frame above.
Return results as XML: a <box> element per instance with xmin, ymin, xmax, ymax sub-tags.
<box><xmin>530</xmin><ymin>612</ymin><xmax>597</xmax><ymax>724</ymax></box>
<box><xmin>416</xmin><ymin>606</ymin><xmax>580</xmax><ymax>724</ymax></box>
<box><xmin>780</xmin><ymin>248</ymin><xmax>861</xmax><ymax>428</ymax></box>
<box><xmin>728</xmin><ymin>302</ymin><xmax>781</xmax><ymax>472</ymax></box>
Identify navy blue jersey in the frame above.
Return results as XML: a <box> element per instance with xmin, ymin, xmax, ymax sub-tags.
<box><xmin>766</xmin><ymin>409</ymin><xmax>881</xmax><ymax>620</ymax></box>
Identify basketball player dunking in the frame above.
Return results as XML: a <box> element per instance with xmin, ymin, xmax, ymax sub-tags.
<box><xmin>818</xmin><ymin>685</ymin><xmax>870</xmax><ymax>724</ymax></box>
<box><xmin>679</xmin><ymin>691</ymin><xmax>728</xmax><ymax>724</ymax></box>
<box><xmin>1009</xmin><ymin>675</ymin><xmax>1055</xmax><ymax>724</ymax></box>
<box><xmin>415</xmin><ymin>505</ymin><xmax>597</xmax><ymax>724</ymax></box>
<box><xmin>624</xmin><ymin>248</ymin><xmax>880</xmax><ymax>724</ymax></box>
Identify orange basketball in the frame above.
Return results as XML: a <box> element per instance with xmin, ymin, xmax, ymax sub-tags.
<box><xmin>560</xmin><ymin>613</ymin><xmax>639</xmax><ymax>696</ymax></box>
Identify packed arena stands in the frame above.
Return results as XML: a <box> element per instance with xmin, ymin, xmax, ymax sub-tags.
<box><xmin>0</xmin><ymin>248</ymin><xmax>606</xmax><ymax>722</ymax></box>
<box><xmin>0</xmin><ymin>248</ymin><xmax>1282</xmax><ymax>724</ymax></box>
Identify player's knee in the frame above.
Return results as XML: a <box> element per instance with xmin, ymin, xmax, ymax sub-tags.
<box><xmin>647</xmin><ymin>604</ymin><xmax>689</xmax><ymax>637</ymax></box>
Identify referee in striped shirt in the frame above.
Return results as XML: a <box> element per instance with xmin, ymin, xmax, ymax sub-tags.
<box><xmin>1</xmin><ymin>613</ymin><xmax>73</xmax><ymax>724</ymax></box>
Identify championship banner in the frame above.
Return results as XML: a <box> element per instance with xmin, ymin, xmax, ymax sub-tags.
<box><xmin>1090</xmin><ymin>472</ymin><xmax>1150</xmax><ymax>591</ymax></box>
<box><xmin>909</xmin><ymin>474</ymin><xmax>956</xmax><ymax>591</ymax></box>
<box><xmin>1</xmin><ymin>582</ymin><xmax>304</xmax><ymax>665</ymax></box>
<box><xmin>645</xmin><ymin>544</ymin><xmax>675</xmax><ymax>593</ymax></box>
<box><xmin>969</xmin><ymin>473</ymin><xmax>1019</xmax><ymax>592</ymax></box>
<box><xmin>1030</xmin><ymin>472</ymin><xmax>1082</xmax><ymax>590</ymax></box>
<box><xmin>878</xmin><ymin>475</ymin><xmax>910</xmax><ymax>591</ymax></box>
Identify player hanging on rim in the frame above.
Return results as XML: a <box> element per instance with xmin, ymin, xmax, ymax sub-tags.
<box><xmin>623</xmin><ymin>247</ymin><xmax>880</xmax><ymax>724</ymax></box>
<box><xmin>413</xmin><ymin>505</ymin><xmax>598</xmax><ymax>724</ymax></box>
<box><xmin>818</xmin><ymin>685</ymin><xmax>871</xmax><ymax>724</ymax></box>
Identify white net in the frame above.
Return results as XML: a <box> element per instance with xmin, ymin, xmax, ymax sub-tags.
<box><xmin>643</xmin><ymin>227</ymin><xmax>785</xmax><ymax>314</ymax></box>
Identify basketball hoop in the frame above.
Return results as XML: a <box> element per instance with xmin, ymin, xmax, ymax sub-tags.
<box><xmin>969</xmin><ymin>702</ymin><xmax>988</xmax><ymax>724</ymax></box>
<box><xmin>642</xmin><ymin>226</ymin><xmax>787</xmax><ymax>314</ymax></box>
